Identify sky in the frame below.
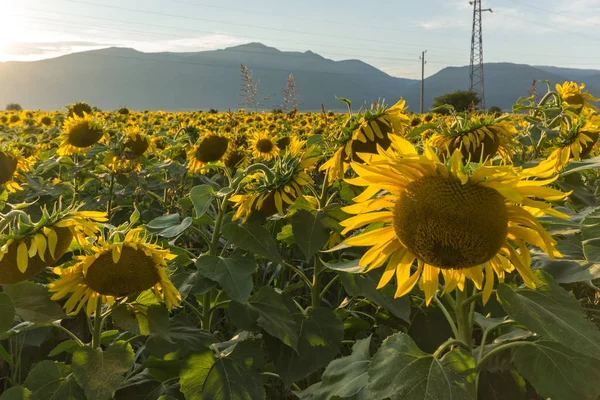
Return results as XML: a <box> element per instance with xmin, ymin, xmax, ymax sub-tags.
<box><xmin>1</xmin><ymin>0</ymin><xmax>600</xmax><ymax>78</ymax></box>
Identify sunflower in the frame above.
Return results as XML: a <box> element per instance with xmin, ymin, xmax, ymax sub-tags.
<box><xmin>545</xmin><ymin>113</ymin><xmax>600</xmax><ymax>171</ymax></box>
<box><xmin>48</xmin><ymin>228</ymin><xmax>181</xmax><ymax>316</ymax></box>
<box><xmin>224</xmin><ymin>148</ymin><xmax>250</xmax><ymax>171</ymax></box>
<box><xmin>68</xmin><ymin>101</ymin><xmax>94</xmax><ymax>118</ymax></box>
<box><xmin>320</xmin><ymin>99</ymin><xmax>409</xmax><ymax>183</ymax></box>
<box><xmin>58</xmin><ymin>113</ymin><xmax>108</xmax><ymax>156</ymax></box>
<box><xmin>230</xmin><ymin>139</ymin><xmax>319</xmax><ymax>220</ymax></box>
<box><xmin>103</xmin><ymin>127</ymin><xmax>157</xmax><ymax>172</ymax></box>
<box><xmin>555</xmin><ymin>82</ymin><xmax>599</xmax><ymax>113</ymax></box>
<box><xmin>427</xmin><ymin>114</ymin><xmax>517</xmax><ymax>162</ymax></box>
<box><xmin>187</xmin><ymin>132</ymin><xmax>230</xmax><ymax>173</ymax></box>
<box><xmin>0</xmin><ymin>205</ymin><xmax>107</xmax><ymax>284</ymax></box>
<box><xmin>249</xmin><ymin>131</ymin><xmax>280</xmax><ymax>161</ymax></box>
<box><xmin>0</xmin><ymin>148</ymin><xmax>31</xmax><ymax>193</ymax></box>
<box><xmin>340</xmin><ymin>136</ymin><xmax>569</xmax><ymax>305</ymax></box>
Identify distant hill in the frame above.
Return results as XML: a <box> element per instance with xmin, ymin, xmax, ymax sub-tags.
<box><xmin>0</xmin><ymin>42</ymin><xmax>598</xmax><ymax>112</ymax></box>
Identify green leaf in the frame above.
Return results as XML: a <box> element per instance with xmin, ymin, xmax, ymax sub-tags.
<box><xmin>0</xmin><ymin>387</ymin><xmax>32</xmax><ymax>400</ymax></box>
<box><xmin>189</xmin><ymin>184</ymin><xmax>215</xmax><ymax>218</ymax></box>
<box><xmin>171</xmin><ymin>268</ymin><xmax>218</xmax><ymax>298</ymax></box>
<box><xmin>338</xmin><ymin>271</ymin><xmax>410</xmax><ymax>322</ymax></box>
<box><xmin>582</xmin><ymin>206</ymin><xmax>600</xmax><ymax>262</ymax></box>
<box><xmin>292</xmin><ymin>210</ymin><xmax>329</xmax><ymax>261</ymax></box>
<box><xmin>266</xmin><ymin>307</ymin><xmax>344</xmax><ymax>386</ymax></box>
<box><xmin>229</xmin><ymin>286</ymin><xmax>298</xmax><ymax>349</ymax></box>
<box><xmin>367</xmin><ymin>332</ymin><xmax>476</xmax><ymax>400</ymax></box>
<box><xmin>222</xmin><ymin>221</ymin><xmax>282</xmax><ymax>264</ymax></box>
<box><xmin>48</xmin><ymin>340</ymin><xmax>80</xmax><ymax>357</ymax></box>
<box><xmin>196</xmin><ymin>254</ymin><xmax>256</xmax><ymax>304</ymax></box>
<box><xmin>297</xmin><ymin>336</ymin><xmax>372</xmax><ymax>399</ymax></box>
<box><xmin>145</xmin><ymin>214</ymin><xmax>192</xmax><ymax>238</ymax></box>
<box><xmin>322</xmin><ymin>259</ymin><xmax>363</xmax><ymax>274</ymax></box>
<box><xmin>179</xmin><ymin>349</ymin><xmax>265</xmax><ymax>400</ymax></box>
<box><xmin>4</xmin><ymin>282</ymin><xmax>65</xmax><ymax>323</ymax></box>
<box><xmin>0</xmin><ymin>293</ymin><xmax>15</xmax><ymax>334</ymax></box>
<box><xmin>497</xmin><ymin>271</ymin><xmax>600</xmax><ymax>359</ymax></box>
<box><xmin>24</xmin><ymin>360</ymin><xmax>83</xmax><ymax>400</ymax></box>
<box><xmin>114</xmin><ymin>370</ymin><xmax>173</xmax><ymax>400</ymax></box>
<box><xmin>145</xmin><ymin>320</ymin><xmax>216</xmax><ymax>358</ymax></box>
<box><xmin>560</xmin><ymin>155</ymin><xmax>600</xmax><ymax>175</ymax></box>
<box><xmin>71</xmin><ymin>341</ymin><xmax>135</xmax><ymax>400</ymax></box>
<box><xmin>514</xmin><ymin>341</ymin><xmax>600</xmax><ymax>400</ymax></box>
<box><xmin>477</xmin><ymin>370</ymin><xmax>527</xmax><ymax>400</ymax></box>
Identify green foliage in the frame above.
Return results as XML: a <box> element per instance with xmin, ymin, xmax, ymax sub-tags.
<box><xmin>431</xmin><ymin>90</ymin><xmax>480</xmax><ymax>113</ymax></box>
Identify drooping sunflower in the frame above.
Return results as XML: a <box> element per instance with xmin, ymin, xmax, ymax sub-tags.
<box><xmin>230</xmin><ymin>139</ymin><xmax>319</xmax><ymax>220</ymax></box>
<box><xmin>341</xmin><ymin>136</ymin><xmax>569</xmax><ymax>305</ymax></box>
<box><xmin>58</xmin><ymin>113</ymin><xmax>108</xmax><ymax>156</ymax></box>
<box><xmin>186</xmin><ymin>132</ymin><xmax>230</xmax><ymax>173</ymax></box>
<box><xmin>103</xmin><ymin>126</ymin><xmax>157</xmax><ymax>172</ymax></box>
<box><xmin>555</xmin><ymin>81</ymin><xmax>599</xmax><ymax>113</ymax></box>
<box><xmin>0</xmin><ymin>148</ymin><xmax>32</xmax><ymax>192</ymax></box>
<box><xmin>545</xmin><ymin>112</ymin><xmax>600</xmax><ymax>171</ymax></box>
<box><xmin>320</xmin><ymin>99</ymin><xmax>410</xmax><ymax>183</ymax></box>
<box><xmin>0</xmin><ymin>205</ymin><xmax>107</xmax><ymax>284</ymax></box>
<box><xmin>427</xmin><ymin>114</ymin><xmax>517</xmax><ymax>162</ymax></box>
<box><xmin>224</xmin><ymin>148</ymin><xmax>250</xmax><ymax>171</ymax></box>
<box><xmin>249</xmin><ymin>131</ymin><xmax>280</xmax><ymax>161</ymax></box>
<box><xmin>48</xmin><ymin>228</ymin><xmax>181</xmax><ymax>316</ymax></box>
<box><xmin>67</xmin><ymin>101</ymin><xmax>94</xmax><ymax>118</ymax></box>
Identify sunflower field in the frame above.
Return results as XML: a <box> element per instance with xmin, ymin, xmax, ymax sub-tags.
<box><xmin>0</xmin><ymin>82</ymin><xmax>600</xmax><ymax>400</ymax></box>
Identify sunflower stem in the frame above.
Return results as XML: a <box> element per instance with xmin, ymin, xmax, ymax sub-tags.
<box><xmin>476</xmin><ymin>341</ymin><xmax>531</xmax><ymax>372</ymax></box>
<box><xmin>454</xmin><ymin>288</ymin><xmax>472</xmax><ymax>350</ymax></box>
<box><xmin>311</xmin><ymin>256</ymin><xmax>322</xmax><ymax>309</ymax></box>
<box><xmin>106</xmin><ymin>172</ymin><xmax>115</xmax><ymax>219</ymax></box>
<box><xmin>204</xmin><ymin>194</ymin><xmax>231</xmax><ymax>330</ymax></box>
<box><xmin>92</xmin><ymin>301</ymin><xmax>104</xmax><ymax>349</ymax></box>
<box><xmin>433</xmin><ymin>295</ymin><xmax>459</xmax><ymax>339</ymax></box>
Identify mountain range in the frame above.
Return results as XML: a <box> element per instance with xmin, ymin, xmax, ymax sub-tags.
<box><xmin>0</xmin><ymin>42</ymin><xmax>598</xmax><ymax>112</ymax></box>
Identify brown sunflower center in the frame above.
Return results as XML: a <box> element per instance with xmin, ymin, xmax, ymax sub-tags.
<box><xmin>84</xmin><ymin>246</ymin><xmax>160</xmax><ymax>297</ymax></box>
<box><xmin>450</xmin><ymin>128</ymin><xmax>500</xmax><ymax>162</ymax></box>
<box><xmin>0</xmin><ymin>152</ymin><xmax>18</xmax><ymax>184</ymax></box>
<box><xmin>392</xmin><ymin>176</ymin><xmax>508</xmax><ymax>269</ymax></box>
<box><xmin>67</xmin><ymin>122</ymin><xmax>104</xmax><ymax>148</ymax></box>
<box><xmin>125</xmin><ymin>136</ymin><xmax>150</xmax><ymax>158</ymax></box>
<box><xmin>276</xmin><ymin>136</ymin><xmax>291</xmax><ymax>150</ymax></box>
<box><xmin>256</xmin><ymin>138</ymin><xmax>274</xmax><ymax>153</ymax></box>
<box><xmin>225</xmin><ymin>150</ymin><xmax>245</xmax><ymax>169</ymax></box>
<box><xmin>580</xmin><ymin>130</ymin><xmax>600</xmax><ymax>158</ymax></box>
<box><xmin>196</xmin><ymin>135</ymin><xmax>229</xmax><ymax>162</ymax></box>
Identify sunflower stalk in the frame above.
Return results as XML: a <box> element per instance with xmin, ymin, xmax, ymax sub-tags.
<box><xmin>454</xmin><ymin>288</ymin><xmax>473</xmax><ymax>350</ymax></box>
<box><xmin>91</xmin><ymin>301</ymin><xmax>104</xmax><ymax>349</ymax></box>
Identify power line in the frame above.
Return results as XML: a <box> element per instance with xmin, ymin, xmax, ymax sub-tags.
<box><xmin>502</xmin><ymin>0</ymin><xmax>600</xmax><ymax>29</ymax></box>
<box><xmin>16</xmin><ymin>7</ymin><xmax>471</xmax><ymax>60</ymax></box>
<box><xmin>61</xmin><ymin>0</ymin><xmax>471</xmax><ymax>53</ymax></box>
<box><xmin>172</xmin><ymin>0</ymin><xmax>433</xmax><ymax>36</ymax></box>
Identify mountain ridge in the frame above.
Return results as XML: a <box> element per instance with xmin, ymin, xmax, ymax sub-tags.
<box><xmin>0</xmin><ymin>43</ymin><xmax>597</xmax><ymax>111</ymax></box>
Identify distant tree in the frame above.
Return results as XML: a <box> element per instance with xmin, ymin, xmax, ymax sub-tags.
<box><xmin>431</xmin><ymin>90</ymin><xmax>480</xmax><ymax>113</ymax></box>
<box><xmin>5</xmin><ymin>103</ymin><xmax>22</xmax><ymax>111</ymax></box>
<box><xmin>281</xmin><ymin>73</ymin><xmax>300</xmax><ymax>112</ymax></box>
<box><xmin>239</xmin><ymin>64</ymin><xmax>259</xmax><ymax>112</ymax></box>
<box><xmin>488</xmin><ymin>106</ymin><xmax>502</xmax><ymax>115</ymax></box>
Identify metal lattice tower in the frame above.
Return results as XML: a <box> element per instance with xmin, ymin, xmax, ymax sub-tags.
<box><xmin>469</xmin><ymin>0</ymin><xmax>492</xmax><ymax>110</ymax></box>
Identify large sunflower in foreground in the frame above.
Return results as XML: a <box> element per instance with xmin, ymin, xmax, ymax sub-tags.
<box><xmin>320</xmin><ymin>99</ymin><xmax>409</xmax><ymax>183</ymax></box>
<box><xmin>58</xmin><ymin>113</ymin><xmax>108</xmax><ymax>156</ymax></box>
<box><xmin>187</xmin><ymin>132</ymin><xmax>230</xmax><ymax>173</ymax></box>
<box><xmin>341</xmin><ymin>136</ymin><xmax>569</xmax><ymax>305</ymax></box>
<box><xmin>545</xmin><ymin>113</ymin><xmax>600</xmax><ymax>171</ymax></box>
<box><xmin>0</xmin><ymin>205</ymin><xmax>107</xmax><ymax>284</ymax></box>
<box><xmin>230</xmin><ymin>138</ymin><xmax>319</xmax><ymax>220</ymax></box>
<box><xmin>249</xmin><ymin>131</ymin><xmax>280</xmax><ymax>161</ymax></box>
<box><xmin>49</xmin><ymin>228</ymin><xmax>181</xmax><ymax>316</ymax></box>
<box><xmin>427</xmin><ymin>114</ymin><xmax>517</xmax><ymax>162</ymax></box>
<box><xmin>555</xmin><ymin>81</ymin><xmax>599</xmax><ymax>113</ymax></box>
